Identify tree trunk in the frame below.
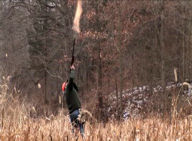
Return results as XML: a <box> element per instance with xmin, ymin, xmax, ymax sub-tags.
<box><xmin>43</xmin><ymin>0</ymin><xmax>48</xmax><ymax>104</ymax></box>
<box><xmin>182</xmin><ymin>6</ymin><xmax>186</xmax><ymax>81</ymax></box>
<box><xmin>97</xmin><ymin>43</ymin><xmax>103</xmax><ymax>120</ymax></box>
<box><xmin>159</xmin><ymin>0</ymin><xmax>166</xmax><ymax>89</ymax></box>
<box><xmin>119</xmin><ymin>52</ymin><xmax>123</xmax><ymax>118</ymax></box>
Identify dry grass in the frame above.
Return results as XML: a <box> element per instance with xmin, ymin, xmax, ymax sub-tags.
<box><xmin>0</xmin><ymin>109</ymin><xmax>192</xmax><ymax>141</ymax></box>
<box><xmin>0</xmin><ymin>81</ymin><xmax>192</xmax><ymax>141</ymax></box>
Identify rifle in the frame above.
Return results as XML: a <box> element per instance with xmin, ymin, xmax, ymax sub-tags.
<box><xmin>71</xmin><ymin>38</ymin><xmax>76</xmax><ymax>67</ymax></box>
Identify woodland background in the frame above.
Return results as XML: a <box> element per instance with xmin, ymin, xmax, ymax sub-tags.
<box><xmin>1</xmin><ymin>0</ymin><xmax>192</xmax><ymax>121</ymax></box>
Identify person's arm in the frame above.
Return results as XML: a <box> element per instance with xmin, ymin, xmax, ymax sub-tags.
<box><xmin>73</xmin><ymin>83</ymin><xmax>79</xmax><ymax>92</ymax></box>
<box><xmin>68</xmin><ymin>65</ymin><xmax>75</xmax><ymax>90</ymax></box>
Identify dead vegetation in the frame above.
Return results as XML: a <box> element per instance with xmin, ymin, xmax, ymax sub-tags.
<box><xmin>0</xmin><ymin>83</ymin><xmax>192</xmax><ymax>141</ymax></box>
<box><xmin>0</xmin><ymin>108</ymin><xmax>192</xmax><ymax>141</ymax></box>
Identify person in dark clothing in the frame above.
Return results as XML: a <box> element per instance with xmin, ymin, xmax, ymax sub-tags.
<box><xmin>62</xmin><ymin>65</ymin><xmax>84</xmax><ymax>136</ymax></box>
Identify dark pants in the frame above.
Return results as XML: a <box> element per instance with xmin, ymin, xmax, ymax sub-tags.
<box><xmin>69</xmin><ymin>109</ymin><xmax>84</xmax><ymax>136</ymax></box>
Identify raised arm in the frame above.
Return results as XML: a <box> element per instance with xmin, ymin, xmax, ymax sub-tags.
<box><xmin>68</xmin><ymin>65</ymin><xmax>75</xmax><ymax>90</ymax></box>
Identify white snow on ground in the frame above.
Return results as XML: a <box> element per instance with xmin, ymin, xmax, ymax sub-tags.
<box><xmin>107</xmin><ymin>82</ymin><xmax>192</xmax><ymax>119</ymax></box>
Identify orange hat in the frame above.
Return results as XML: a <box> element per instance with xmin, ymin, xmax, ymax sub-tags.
<box><xmin>62</xmin><ymin>82</ymin><xmax>67</xmax><ymax>92</ymax></box>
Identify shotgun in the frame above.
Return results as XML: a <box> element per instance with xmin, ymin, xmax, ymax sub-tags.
<box><xmin>71</xmin><ymin>38</ymin><xmax>76</xmax><ymax>67</ymax></box>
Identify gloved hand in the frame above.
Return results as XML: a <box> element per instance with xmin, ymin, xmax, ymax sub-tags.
<box><xmin>70</xmin><ymin>65</ymin><xmax>75</xmax><ymax>70</ymax></box>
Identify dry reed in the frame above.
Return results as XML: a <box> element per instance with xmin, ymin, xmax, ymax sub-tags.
<box><xmin>0</xmin><ymin>80</ymin><xmax>192</xmax><ymax>141</ymax></box>
<box><xmin>0</xmin><ymin>108</ymin><xmax>191</xmax><ymax>141</ymax></box>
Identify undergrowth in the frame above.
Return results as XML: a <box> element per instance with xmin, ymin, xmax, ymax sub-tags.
<box><xmin>0</xmin><ymin>80</ymin><xmax>192</xmax><ymax>141</ymax></box>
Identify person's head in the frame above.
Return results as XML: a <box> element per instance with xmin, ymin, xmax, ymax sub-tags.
<box><xmin>62</xmin><ymin>80</ymin><xmax>68</xmax><ymax>92</ymax></box>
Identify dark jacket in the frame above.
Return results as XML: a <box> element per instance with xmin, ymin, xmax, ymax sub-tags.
<box><xmin>64</xmin><ymin>70</ymin><xmax>81</xmax><ymax>114</ymax></box>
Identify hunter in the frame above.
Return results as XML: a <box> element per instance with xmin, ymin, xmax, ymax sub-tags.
<box><xmin>62</xmin><ymin>64</ymin><xmax>84</xmax><ymax>136</ymax></box>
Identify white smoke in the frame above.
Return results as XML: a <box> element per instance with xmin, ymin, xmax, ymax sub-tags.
<box><xmin>72</xmin><ymin>0</ymin><xmax>83</xmax><ymax>33</ymax></box>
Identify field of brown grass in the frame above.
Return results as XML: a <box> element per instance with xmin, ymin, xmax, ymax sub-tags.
<box><xmin>0</xmin><ymin>110</ymin><xmax>192</xmax><ymax>141</ymax></box>
<box><xmin>0</xmin><ymin>83</ymin><xmax>192</xmax><ymax>141</ymax></box>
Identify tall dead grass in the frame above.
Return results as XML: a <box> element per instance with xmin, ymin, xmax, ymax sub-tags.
<box><xmin>0</xmin><ymin>112</ymin><xmax>192</xmax><ymax>141</ymax></box>
<box><xmin>0</xmin><ymin>80</ymin><xmax>192</xmax><ymax>140</ymax></box>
